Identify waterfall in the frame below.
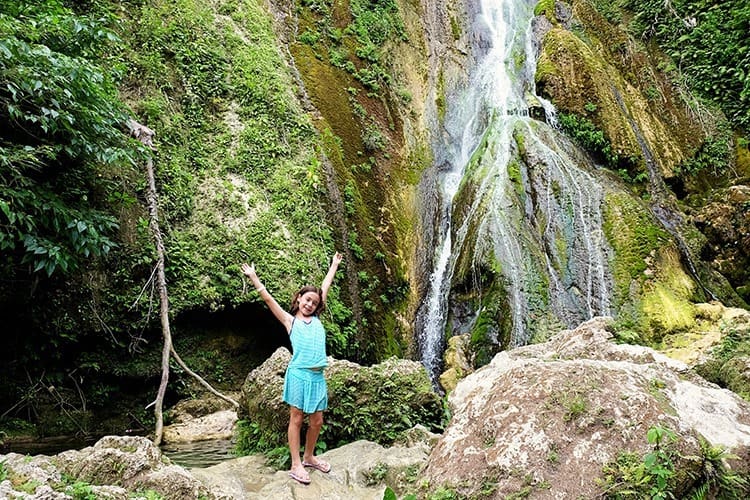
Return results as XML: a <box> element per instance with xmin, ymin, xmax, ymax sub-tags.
<box><xmin>417</xmin><ymin>0</ymin><xmax>613</xmax><ymax>382</ymax></box>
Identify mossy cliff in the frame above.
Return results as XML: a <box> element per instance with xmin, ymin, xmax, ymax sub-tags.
<box><xmin>528</xmin><ymin>1</ymin><xmax>748</xmax><ymax>342</ymax></box>
<box><xmin>535</xmin><ymin>1</ymin><xmax>703</xmax><ymax>177</ymax></box>
<box><xmin>533</xmin><ymin>0</ymin><xmax>749</xmax><ymax>304</ymax></box>
<box><xmin>2</xmin><ymin>0</ymin><xmax>750</xmax><ymax>437</ymax></box>
<box><xmin>266</xmin><ymin>0</ymin><xmax>436</xmax><ymax>360</ymax></box>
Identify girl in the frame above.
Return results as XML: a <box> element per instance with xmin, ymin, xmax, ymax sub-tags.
<box><xmin>240</xmin><ymin>252</ymin><xmax>343</xmax><ymax>485</ymax></box>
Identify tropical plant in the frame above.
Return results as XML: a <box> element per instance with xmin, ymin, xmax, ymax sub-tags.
<box><xmin>600</xmin><ymin>425</ymin><xmax>678</xmax><ymax>499</ymax></box>
<box><xmin>621</xmin><ymin>0</ymin><xmax>750</xmax><ymax>133</ymax></box>
<box><xmin>685</xmin><ymin>436</ymin><xmax>749</xmax><ymax>499</ymax></box>
<box><xmin>0</xmin><ymin>1</ymin><xmax>139</xmax><ymax>277</ymax></box>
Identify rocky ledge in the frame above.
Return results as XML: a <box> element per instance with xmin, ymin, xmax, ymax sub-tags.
<box><xmin>3</xmin><ymin>316</ymin><xmax>750</xmax><ymax>499</ymax></box>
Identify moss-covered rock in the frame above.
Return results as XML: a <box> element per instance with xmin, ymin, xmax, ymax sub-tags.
<box><xmin>692</xmin><ymin>306</ymin><xmax>750</xmax><ymax>401</ymax></box>
<box><xmin>439</xmin><ymin>334</ymin><xmax>473</xmax><ymax>393</ymax></box>
<box><xmin>535</xmin><ymin>1</ymin><xmax>708</xmax><ymax>179</ymax></box>
<box><xmin>237</xmin><ymin>347</ymin><xmax>444</xmax><ymax>454</ymax></box>
<box><xmin>693</xmin><ymin>185</ymin><xmax>750</xmax><ymax>304</ymax></box>
<box><xmin>640</xmin><ymin>248</ymin><xmax>698</xmax><ymax>342</ymax></box>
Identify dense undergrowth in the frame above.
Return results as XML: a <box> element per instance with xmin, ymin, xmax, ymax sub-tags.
<box><xmin>0</xmin><ymin>0</ymin><xmax>353</xmax><ymax>436</ymax></box>
<box><xmin>1</xmin><ymin>0</ymin><xmax>749</xmax><ymax>442</ymax></box>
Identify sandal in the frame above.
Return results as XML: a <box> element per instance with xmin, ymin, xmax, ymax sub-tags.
<box><xmin>289</xmin><ymin>468</ymin><xmax>311</xmax><ymax>485</ymax></box>
<box><xmin>302</xmin><ymin>458</ymin><xmax>331</xmax><ymax>473</ymax></box>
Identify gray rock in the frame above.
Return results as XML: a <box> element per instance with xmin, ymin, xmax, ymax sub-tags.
<box><xmin>162</xmin><ymin>409</ymin><xmax>238</xmax><ymax>443</ymax></box>
<box><xmin>192</xmin><ymin>438</ymin><xmax>432</xmax><ymax>499</ymax></box>
<box><xmin>422</xmin><ymin>317</ymin><xmax>750</xmax><ymax>498</ymax></box>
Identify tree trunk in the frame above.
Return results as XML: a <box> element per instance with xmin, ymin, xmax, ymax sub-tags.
<box><xmin>144</xmin><ymin>151</ymin><xmax>172</xmax><ymax>447</ymax></box>
<box><xmin>128</xmin><ymin>121</ymin><xmax>238</xmax><ymax>447</ymax></box>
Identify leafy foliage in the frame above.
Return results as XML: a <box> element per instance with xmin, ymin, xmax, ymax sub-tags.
<box><xmin>601</xmin><ymin>425</ymin><xmax>750</xmax><ymax>499</ymax></box>
<box><xmin>601</xmin><ymin>425</ymin><xmax>678</xmax><ymax>499</ymax></box>
<box><xmin>621</xmin><ymin>0</ymin><xmax>750</xmax><ymax>133</ymax></box>
<box><xmin>0</xmin><ymin>0</ymin><xmax>353</xmax><ymax>437</ymax></box>
<box><xmin>324</xmin><ymin>366</ymin><xmax>444</xmax><ymax>447</ymax></box>
<box><xmin>558</xmin><ymin>111</ymin><xmax>620</xmax><ymax>167</ymax></box>
<box><xmin>674</xmin><ymin>125</ymin><xmax>732</xmax><ymax>177</ymax></box>
<box><xmin>296</xmin><ymin>0</ymin><xmax>406</xmax><ymax>94</ymax></box>
<box><xmin>0</xmin><ymin>1</ymin><xmax>139</xmax><ymax>276</ymax></box>
<box><xmin>685</xmin><ymin>436</ymin><xmax>748</xmax><ymax>499</ymax></box>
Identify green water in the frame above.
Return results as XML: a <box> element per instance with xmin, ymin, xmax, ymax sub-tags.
<box><xmin>3</xmin><ymin>436</ymin><xmax>235</xmax><ymax>469</ymax></box>
<box><xmin>161</xmin><ymin>438</ymin><xmax>235</xmax><ymax>468</ymax></box>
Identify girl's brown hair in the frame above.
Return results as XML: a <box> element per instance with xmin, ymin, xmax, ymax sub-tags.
<box><xmin>290</xmin><ymin>285</ymin><xmax>325</xmax><ymax>316</ymax></box>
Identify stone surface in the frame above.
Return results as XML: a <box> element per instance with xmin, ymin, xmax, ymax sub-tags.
<box><xmin>4</xmin><ymin>316</ymin><xmax>750</xmax><ymax>498</ymax></box>
<box><xmin>0</xmin><ymin>435</ymin><xmax>214</xmax><ymax>499</ymax></box>
<box><xmin>422</xmin><ymin>317</ymin><xmax>750</xmax><ymax>498</ymax></box>
<box><xmin>193</xmin><ymin>438</ymin><xmax>433</xmax><ymax>499</ymax></box>
<box><xmin>167</xmin><ymin>393</ymin><xmax>240</xmax><ymax>424</ymax></box>
<box><xmin>162</xmin><ymin>409</ymin><xmax>237</xmax><ymax>443</ymax></box>
<box><xmin>0</xmin><ymin>433</ymin><xmax>435</xmax><ymax>499</ymax></box>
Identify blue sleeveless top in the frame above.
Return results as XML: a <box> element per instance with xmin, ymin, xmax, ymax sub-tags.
<box><xmin>288</xmin><ymin>316</ymin><xmax>328</xmax><ymax>369</ymax></box>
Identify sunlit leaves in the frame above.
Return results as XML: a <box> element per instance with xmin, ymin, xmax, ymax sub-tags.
<box><xmin>622</xmin><ymin>0</ymin><xmax>750</xmax><ymax>131</ymax></box>
<box><xmin>0</xmin><ymin>2</ymin><xmax>137</xmax><ymax>276</ymax></box>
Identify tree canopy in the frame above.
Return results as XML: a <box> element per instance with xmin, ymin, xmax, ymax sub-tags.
<box><xmin>0</xmin><ymin>0</ymin><xmax>139</xmax><ymax>277</ymax></box>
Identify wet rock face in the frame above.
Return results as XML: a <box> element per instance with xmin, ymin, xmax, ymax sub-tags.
<box><xmin>422</xmin><ymin>317</ymin><xmax>750</xmax><ymax>498</ymax></box>
<box><xmin>693</xmin><ymin>185</ymin><xmax>750</xmax><ymax>303</ymax></box>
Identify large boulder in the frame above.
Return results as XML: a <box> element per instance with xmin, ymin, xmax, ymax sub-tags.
<box><xmin>422</xmin><ymin>317</ymin><xmax>750</xmax><ymax>498</ymax></box>
<box><xmin>0</xmin><ymin>436</ymin><xmax>215</xmax><ymax>499</ymax></box>
<box><xmin>162</xmin><ymin>409</ymin><xmax>237</xmax><ymax>444</ymax></box>
<box><xmin>237</xmin><ymin>348</ymin><xmax>444</xmax><ymax>450</ymax></box>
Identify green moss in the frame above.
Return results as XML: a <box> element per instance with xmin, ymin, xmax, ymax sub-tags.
<box><xmin>534</xmin><ymin>55</ymin><xmax>558</xmax><ymax>83</ymax></box>
<box><xmin>603</xmin><ymin>191</ymin><xmax>704</xmax><ymax>344</ymax></box>
<box><xmin>436</xmin><ymin>67</ymin><xmax>446</xmax><ymax>123</ymax></box>
<box><xmin>449</xmin><ymin>15</ymin><xmax>461</xmax><ymax>41</ymax></box>
<box><xmin>641</xmin><ymin>284</ymin><xmax>696</xmax><ymax>340</ymax></box>
<box><xmin>603</xmin><ymin>192</ymin><xmax>669</xmax><ymax>299</ymax></box>
<box><xmin>507</xmin><ymin>160</ymin><xmax>525</xmax><ymax>199</ymax></box>
<box><xmin>469</xmin><ymin>275</ymin><xmax>512</xmax><ymax>367</ymax></box>
<box><xmin>104</xmin><ymin>0</ymin><xmax>343</xmax><ymax>322</ymax></box>
<box><xmin>534</xmin><ymin>0</ymin><xmax>555</xmax><ymax>19</ymax></box>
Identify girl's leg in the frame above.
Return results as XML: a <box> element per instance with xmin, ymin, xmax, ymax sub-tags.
<box><xmin>288</xmin><ymin>406</ymin><xmax>309</xmax><ymax>481</ymax></box>
<box><xmin>302</xmin><ymin>411</ymin><xmax>330</xmax><ymax>472</ymax></box>
<box><xmin>302</xmin><ymin>410</ymin><xmax>323</xmax><ymax>460</ymax></box>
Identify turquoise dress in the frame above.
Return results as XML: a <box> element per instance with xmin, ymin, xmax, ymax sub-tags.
<box><xmin>282</xmin><ymin>316</ymin><xmax>328</xmax><ymax>413</ymax></box>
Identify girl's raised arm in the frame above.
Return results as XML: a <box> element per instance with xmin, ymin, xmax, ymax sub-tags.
<box><xmin>320</xmin><ymin>252</ymin><xmax>343</xmax><ymax>303</ymax></box>
<box><xmin>240</xmin><ymin>262</ymin><xmax>293</xmax><ymax>332</ymax></box>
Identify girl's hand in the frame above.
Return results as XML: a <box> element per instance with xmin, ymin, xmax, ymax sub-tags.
<box><xmin>332</xmin><ymin>252</ymin><xmax>343</xmax><ymax>265</ymax></box>
<box><xmin>240</xmin><ymin>262</ymin><xmax>256</xmax><ymax>279</ymax></box>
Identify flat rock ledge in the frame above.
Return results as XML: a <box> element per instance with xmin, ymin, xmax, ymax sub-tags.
<box><xmin>0</xmin><ymin>429</ymin><xmax>436</xmax><ymax>499</ymax></box>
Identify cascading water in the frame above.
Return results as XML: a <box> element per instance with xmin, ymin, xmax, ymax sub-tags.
<box><xmin>417</xmin><ymin>0</ymin><xmax>614</xmax><ymax>382</ymax></box>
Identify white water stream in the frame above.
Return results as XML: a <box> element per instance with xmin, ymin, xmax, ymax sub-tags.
<box><xmin>418</xmin><ymin>0</ymin><xmax>613</xmax><ymax>380</ymax></box>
